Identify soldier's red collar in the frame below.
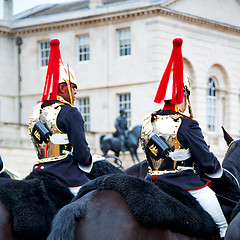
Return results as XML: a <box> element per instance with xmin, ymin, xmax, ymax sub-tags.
<box><xmin>57</xmin><ymin>95</ymin><xmax>74</xmax><ymax>107</ymax></box>
<box><xmin>157</xmin><ymin>103</ymin><xmax>193</xmax><ymax>119</ymax></box>
<box><xmin>162</xmin><ymin>103</ymin><xmax>182</xmax><ymax>113</ymax></box>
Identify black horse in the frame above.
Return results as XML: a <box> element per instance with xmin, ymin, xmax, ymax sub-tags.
<box><xmin>100</xmin><ymin>125</ymin><xmax>142</xmax><ymax>164</ymax></box>
<box><xmin>1</xmin><ymin>128</ymin><xmax>239</xmax><ymax>240</ymax></box>
<box><xmin>47</xmin><ymin>127</ymin><xmax>240</xmax><ymax>240</ymax></box>
<box><xmin>221</xmin><ymin>128</ymin><xmax>240</xmax><ymax>240</ymax></box>
<box><xmin>225</xmin><ymin>207</ymin><xmax>240</xmax><ymax>240</ymax></box>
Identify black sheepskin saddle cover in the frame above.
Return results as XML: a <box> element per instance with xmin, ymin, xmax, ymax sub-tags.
<box><xmin>75</xmin><ymin>173</ymin><xmax>219</xmax><ymax>238</ymax></box>
<box><xmin>0</xmin><ymin>171</ymin><xmax>73</xmax><ymax>240</ymax></box>
<box><xmin>86</xmin><ymin>159</ymin><xmax>123</xmax><ymax>179</ymax></box>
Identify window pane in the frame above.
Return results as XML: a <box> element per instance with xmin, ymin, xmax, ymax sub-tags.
<box><xmin>78</xmin><ymin>35</ymin><xmax>90</xmax><ymax>62</ymax></box>
<box><xmin>78</xmin><ymin>97</ymin><xmax>90</xmax><ymax>131</ymax></box>
<box><xmin>118</xmin><ymin>28</ymin><xmax>131</xmax><ymax>56</ymax></box>
<box><xmin>39</xmin><ymin>41</ymin><xmax>50</xmax><ymax>67</ymax></box>
<box><xmin>118</xmin><ymin>93</ymin><xmax>131</xmax><ymax>127</ymax></box>
<box><xmin>206</xmin><ymin>78</ymin><xmax>217</xmax><ymax>132</ymax></box>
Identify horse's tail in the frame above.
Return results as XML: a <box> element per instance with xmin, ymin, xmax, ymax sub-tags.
<box><xmin>47</xmin><ymin>199</ymin><xmax>86</xmax><ymax>240</ymax></box>
<box><xmin>100</xmin><ymin>135</ymin><xmax>106</xmax><ymax>144</ymax></box>
<box><xmin>100</xmin><ymin>135</ymin><xmax>106</xmax><ymax>148</ymax></box>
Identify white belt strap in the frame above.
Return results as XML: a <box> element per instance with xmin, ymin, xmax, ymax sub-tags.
<box><xmin>151</xmin><ymin>169</ymin><xmax>180</xmax><ymax>175</ymax></box>
<box><xmin>150</xmin><ymin>166</ymin><xmax>194</xmax><ymax>176</ymax></box>
<box><xmin>177</xmin><ymin>166</ymin><xmax>194</xmax><ymax>171</ymax></box>
<box><xmin>169</xmin><ymin>148</ymin><xmax>191</xmax><ymax>161</ymax></box>
<box><xmin>50</xmin><ymin>134</ymin><xmax>69</xmax><ymax>144</ymax></box>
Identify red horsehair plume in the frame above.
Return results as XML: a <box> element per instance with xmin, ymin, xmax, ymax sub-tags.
<box><xmin>154</xmin><ymin>38</ymin><xmax>184</xmax><ymax>104</ymax></box>
<box><xmin>41</xmin><ymin>39</ymin><xmax>64</xmax><ymax>102</ymax></box>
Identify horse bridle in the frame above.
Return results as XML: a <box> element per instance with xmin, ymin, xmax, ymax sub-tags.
<box><xmin>104</xmin><ymin>155</ymin><xmax>123</xmax><ymax>169</ymax></box>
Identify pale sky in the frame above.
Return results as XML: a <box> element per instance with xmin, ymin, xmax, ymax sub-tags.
<box><xmin>0</xmin><ymin>0</ymin><xmax>73</xmax><ymax>19</ymax></box>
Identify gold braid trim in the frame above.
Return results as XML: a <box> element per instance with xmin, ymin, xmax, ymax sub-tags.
<box><xmin>57</xmin><ymin>95</ymin><xmax>74</xmax><ymax>107</ymax></box>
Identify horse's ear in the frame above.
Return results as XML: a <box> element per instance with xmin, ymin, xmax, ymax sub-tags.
<box><xmin>222</xmin><ymin>126</ymin><xmax>234</xmax><ymax>146</ymax></box>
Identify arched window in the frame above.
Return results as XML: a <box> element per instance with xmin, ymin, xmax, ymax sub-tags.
<box><xmin>207</xmin><ymin>77</ymin><xmax>217</xmax><ymax>132</ymax></box>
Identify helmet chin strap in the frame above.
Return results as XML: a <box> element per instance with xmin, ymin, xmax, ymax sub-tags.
<box><xmin>67</xmin><ymin>85</ymin><xmax>73</xmax><ymax>106</ymax></box>
<box><xmin>66</xmin><ymin>64</ymin><xmax>74</xmax><ymax>106</ymax></box>
<box><xmin>184</xmin><ymin>93</ymin><xmax>193</xmax><ymax>119</ymax></box>
<box><xmin>176</xmin><ymin>92</ymin><xmax>193</xmax><ymax>119</ymax></box>
<box><xmin>61</xmin><ymin>82</ymin><xmax>74</xmax><ymax>106</ymax></box>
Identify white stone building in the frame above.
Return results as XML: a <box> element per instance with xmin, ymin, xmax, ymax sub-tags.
<box><xmin>0</xmin><ymin>0</ymin><xmax>240</xmax><ymax>177</ymax></box>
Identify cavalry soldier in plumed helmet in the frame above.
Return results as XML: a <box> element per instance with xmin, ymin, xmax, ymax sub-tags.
<box><xmin>114</xmin><ymin>106</ymin><xmax>128</xmax><ymax>152</ymax></box>
<box><xmin>141</xmin><ymin>38</ymin><xmax>228</xmax><ymax>239</ymax></box>
<box><xmin>29</xmin><ymin>39</ymin><xmax>92</xmax><ymax>196</ymax></box>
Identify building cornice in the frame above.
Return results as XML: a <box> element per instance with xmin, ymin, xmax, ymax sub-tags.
<box><xmin>0</xmin><ymin>25</ymin><xmax>13</xmax><ymax>36</ymax></box>
<box><xmin>1</xmin><ymin>5</ymin><xmax>240</xmax><ymax>36</ymax></box>
<box><xmin>161</xmin><ymin>7</ymin><xmax>240</xmax><ymax>34</ymax></box>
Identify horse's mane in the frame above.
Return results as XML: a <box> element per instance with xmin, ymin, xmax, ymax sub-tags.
<box><xmin>72</xmin><ymin>173</ymin><xmax>219</xmax><ymax>238</ymax></box>
<box><xmin>231</xmin><ymin>200</ymin><xmax>240</xmax><ymax>220</ymax></box>
<box><xmin>195</xmin><ymin>140</ymin><xmax>240</xmax><ymax>202</ymax></box>
<box><xmin>215</xmin><ymin>140</ymin><xmax>240</xmax><ymax>201</ymax></box>
<box><xmin>223</xmin><ymin>140</ymin><xmax>240</xmax><ymax>171</ymax></box>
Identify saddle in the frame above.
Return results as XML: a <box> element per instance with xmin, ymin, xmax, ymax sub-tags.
<box><xmin>0</xmin><ymin>160</ymin><xmax>122</xmax><ymax>240</ymax></box>
<box><xmin>74</xmin><ymin>173</ymin><xmax>219</xmax><ymax>239</ymax></box>
<box><xmin>0</xmin><ymin>171</ymin><xmax>73</xmax><ymax>240</ymax></box>
<box><xmin>86</xmin><ymin>159</ymin><xmax>123</xmax><ymax>179</ymax></box>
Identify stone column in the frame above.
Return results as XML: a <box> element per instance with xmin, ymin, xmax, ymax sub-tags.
<box><xmin>3</xmin><ymin>0</ymin><xmax>13</xmax><ymax>20</ymax></box>
<box><xmin>89</xmin><ymin>0</ymin><xmax>103</xmax><ymax>9</ymax></box>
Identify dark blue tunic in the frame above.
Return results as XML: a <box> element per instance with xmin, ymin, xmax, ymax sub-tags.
<box><xmin>33</xmin><ymin>101</ymin><xmax>91</xmax><ymax>187</ymax></box>
<box><xmin>146</xmin><ymin>110</ymin><xmax>220</xmax><ymax>191</ymax></box>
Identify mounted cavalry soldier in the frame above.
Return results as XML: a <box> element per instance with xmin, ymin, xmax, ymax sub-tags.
<box><xmin>141</xmin><ymin>38</ymin><xmax>228</xmax><ymax>239</ymax></box>
<box><xmin>114</xmin><ymin>106</ymin><xmax>129</xmax><ymax>152</ymax></box>
<box><xmin>29</xmin><ymin>39</ymin><xmax>92</xmax><ymax>196</ymax></box>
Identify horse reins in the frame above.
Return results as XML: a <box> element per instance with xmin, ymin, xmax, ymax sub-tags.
<box><xmin>215</xmin><ymin>168</ymin><xmax>239</xmax><ymax>208</ymax></box>
<box><xmin>104</xmin><ymin>155</ymin><xmax>123</xmax><ymax>169</ymax></box>
<box><xmin>223</xmin><ymin>168</ymin><xmax>240</xmax><ymax>188</ymax></box>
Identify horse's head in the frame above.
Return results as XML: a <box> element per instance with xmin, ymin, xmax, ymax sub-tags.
<box><xmin>224</xmin><ymin>139</ymin><xmax>240</xmax><ymax>161</ymax></box>
<box><xmin>222</xmin><ymin>126</ymin><xmax>240</xmax><ymax>161</ymax></box>
<box><xmin>222</xmin><ymin>127</ymin><xmax>240</xmax><ymax>187</ymax></box>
